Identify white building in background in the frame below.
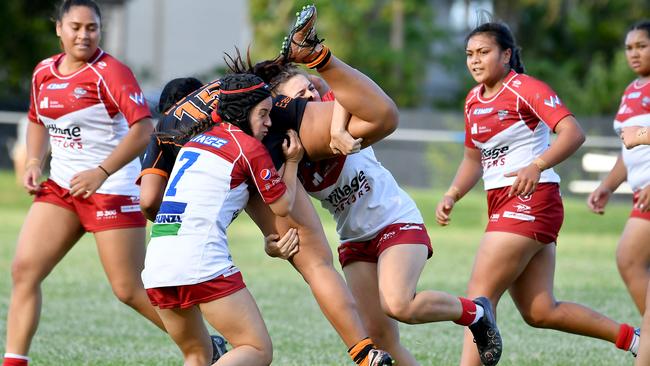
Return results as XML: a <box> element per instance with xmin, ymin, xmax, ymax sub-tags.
<box><xmin>101</xmin><ymin>0</ymin><xmax>251</xmax><ymax>91</ymax></box>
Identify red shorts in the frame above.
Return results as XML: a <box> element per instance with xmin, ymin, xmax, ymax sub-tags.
<box><xmin>34</xmin><ymin>179</ymin><xmax>146</xmax><ymax>233</ymax></box>
<box><xmin>631</xmin><ymin>191</ymin><xmax>650</xmax><ymax>221</ymax></box>
<box><xmin>337</xmin><ymin>223</ymin><xmax>433</xmax><ymax>268</ymax></box>
<box><xmin>485</xmin><ymin>183</ymin><xmax>563</xmax><ymax>244</ymax></box>
<box><xmin>146</xmin><ymin>271</ymin><xmax>246</xmax><ymax>309</ymax></box>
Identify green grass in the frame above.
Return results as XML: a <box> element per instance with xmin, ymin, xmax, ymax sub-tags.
<box><xmin>0</xmin><ymin>171</ymin><xmax>640</xmax><ymax>365</ymax></box>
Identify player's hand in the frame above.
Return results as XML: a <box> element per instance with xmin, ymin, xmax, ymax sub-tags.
<box><xmin>435</xmin><ymin>195</ymin><xmax>456</xmax><ymax>226</ymax></box>
<box><xmin>23</xmin><ymin>165</ymin><xmax>42</xmax><ymax>194</ymax></box>
<box><xmin>587</xmin><ymin>185</ymin><xmax>612</xmax><ymax>215</ymax></box>
<box><xmin>264</xmin><ymin>228</ymin><xmax>299</xmax><ymax>259</ymax></box>
<box><xmin>621</xmin><ymin>126</ymin><xmax>647</xmax><ymax>149</ymax></box>
<box><xmin>69</xmin><ymin>167</ymin><xmax>109</xmax><ymax>199</ymax></box>
<box><xmin>283</xmin><ymin>129</ymin><xmax>304</xmax><ymax>163</ymax></box>
<box><xmin>329</xmin><ymin>129</ymin><xmax>362</xmax><ymax>155</ymax></box>
<box><xmin>504</xmin><ymin>164</ymin><xmax>541</xmax><ymax>197</ymax></box>
<box><xmin>636</xmin><ymin>185</ymin><xmax>650</xmax><ymax>213</ymax></box>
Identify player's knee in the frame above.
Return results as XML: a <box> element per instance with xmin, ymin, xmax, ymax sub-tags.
<box><xmin>381</xmin><ymin>296</ymin><xmax>415</xmax><ymax>324</ymax></box>
<box><xmin>293</xmin><ymin>255</ymin><xmax>334</xmax><ymax>281</ymax></box>
<box><xmin>520</xmin><ymin>305</ymin><xmax>555</xmax><ymax>328</ymax></box>
<box><xmin>10</xmin><ymin>257</ymin><xmax>41</xmax><ymax>287</ymax></box>
<box><xmin>616</xmin><ymin>251</ymin><xmax>643</xmax><ymax>275</ymax></box>
<box><xmin>245</xmin><ymin>339</ymin><xmax>273</xmax><ymax>365</ymax></box>
<box><xmin>111</xmin><ymin>282</ymin><xmax>140</xmax><ymax>305</ymax></box>
<box><xmin>182</xmin><ymin>346</ymin><xmax>212</xmax><ymax>366</ymax></box>
<box><xmin>259</xmin><ymin>344</ymin><xmax>273</xmax><ymax>366</ymax></box>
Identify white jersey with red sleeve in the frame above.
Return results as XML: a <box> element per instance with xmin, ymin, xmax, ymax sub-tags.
<box><xmin>27</xmin><ymin>48</ymin><xmax>151</xmax><ymax>196</ymax></box>
<box><xmin>142</xmin><ymin>123</ymin><xmax>286</xmax><ymax>288</ymax></box>
<box><xmin>300</xmin><ymin>147</ymin><xmax>423</xmax><ymax>242</ymax></box>
<box><xmin>613</xmin><ymin>80</ymin><xmax>650</xmax><ymax>191</ymax></box>
<box><xmin>464</xmin><ymin>70</ymin><xmax>571</xmax><ymax>190</ymax></box>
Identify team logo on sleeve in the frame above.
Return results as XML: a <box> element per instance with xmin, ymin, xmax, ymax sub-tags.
<box><xmin>543</xmin><ymin>95</ymin><xmax>562</xmax><ymax>108</ymax></box>
<box><xmin>260</xmin><ymin>169</ymin><xmax>272</xmax><ymax>180</ymax></box>
<box><xmin>129</xmin><ymin>92</ymin><xmax>146</xmax><ymax>105</ymax></box>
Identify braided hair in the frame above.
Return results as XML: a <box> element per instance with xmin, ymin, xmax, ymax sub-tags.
<box><xmin>157</xmin><ymin>77</ymin><xmax>203</xmax><ymax>114</ymax></box>
<box><xmin>216</xmin><ymin>73</ymin><xmax>271</xmax><ymax>135</ymax></box>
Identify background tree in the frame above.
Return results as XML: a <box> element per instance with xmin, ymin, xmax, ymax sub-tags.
<box><xmin>494</xmin><ymin>0</ymin><xmax>650</xmax><ymax>117</ymax></box>
<box><xmin>250</xmin><ymin>0</ymin><xmax>437</xmax><ymax>107</ymax></box>
<box><xmin>0</xmin><ymin>0</ymin><xmax>59</xmax><ymax>109</ymax></box>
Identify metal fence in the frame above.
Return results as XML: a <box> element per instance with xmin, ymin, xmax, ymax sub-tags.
<box><xmin>0</xmin><ymin>110</ymin><xmax>624</xmax><ymax>196</ymax></box>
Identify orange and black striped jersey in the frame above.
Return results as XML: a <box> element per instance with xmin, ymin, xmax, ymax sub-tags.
<box><xmin>138</xmin><ymin>79</ymin><xmax>221</xmax><ymax>183</ymax></box>
<box><xmin>138</xmin><ymin>75</ymin><xmax>308</xmax><ymax>183</ymax></box>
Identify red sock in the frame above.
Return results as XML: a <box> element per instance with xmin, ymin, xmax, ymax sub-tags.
<box><xmin>615</xmin><ymin>323</ymin><xmax>635</xmax><ymax>350</ymax></box>
<box><xmin>2</xmin><ymin>354</ymin><xmax>29</xmax><ymax>366</ymax></box>
<box><xmin>454</xmin><ymin>297</ymin><xmax>477</xmax><ymax>326</ymax></box>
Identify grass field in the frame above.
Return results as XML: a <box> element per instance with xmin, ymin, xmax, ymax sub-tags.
<box><xmin>0</xmin><ymin>170</ymin><xmax>641</xmax><ymax>365</ymax></box>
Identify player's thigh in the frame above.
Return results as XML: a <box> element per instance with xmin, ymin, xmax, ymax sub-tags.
<box><xmin>508</xmin><ymin>243</ymin><xmax>557</xmax><ymax>314</ymax></box>
<box><xmin>94</xmin><ymin>227</ymin><xmax>147</xmax><ymax>285</ymax></box>
<box><xmin>377</xmin><ymin>244</ymin><xmax>428</xmax><ymax>302</ymax></box>
<box><xmin>344</xmin><ymin>261</ymin><xmax>400</xmax><ymax>336</ymax></box>
<box><xmin>467</xmin><ymin>231</ymin><xmax>542</xmax><ymax>299</ymax></box>
<box><xmin>12</xmin><ymin>202</ymin><xmax>84</xmax><ymax>281</ymax></box>
<box><xmin>156</xmin><ymin>306</ymin><xmax>211</xmax><ymax>353</ymax></box>
<box><xmin>199</xmin><ymin>288</ymin><xmax>272</xmax><ymax>350</ymax></box>
<box><xmin>617</xmin><ymin>218</ymin><xmax>650</xmax><ymax>263</ymax></box>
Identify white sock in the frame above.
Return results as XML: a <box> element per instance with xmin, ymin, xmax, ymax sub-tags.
<box><xmin>629</xmin><ymin>329</ymin><xmax>640</xmax><ymax>355</ymax></box>
<box><xmin>4</xmin><ymin>353</ymin><xmax>30</xmax><ymax>361</ymax></box>
<box><xmin>470</xmin><ymin>304</ymin><xmax>485</xmax><ymax>325</ymax></box>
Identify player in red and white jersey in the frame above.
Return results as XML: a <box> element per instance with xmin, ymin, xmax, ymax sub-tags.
<box><xmin>263</xmin><ymin>66</ymin><xmax>502</xmax><ymax>365</ymax></box>
<box><xmin>142</xmin><ymin>73</ymin><xmax>305</xmax><ymax>365</ymax></box>
<box><xmin>463</xmin><ymin>70</ymin><xmax>566</xmax><ymax>190</ymax></box>
<box><xmin>436</xmin><ymin>22</ymin><xmax>639</xmax><ymax>365</ymax></box>
<box><xmin>588</xmin><ymin>21</ymin><xmax>650</xmax><ymax>320</ymax></box>
<box><xmin>28</xmin><ymin>46</ymin><xmax>148</xmax><ymax>196</ymax></box>
<box><xmin>3</xmin><ymin>2</ymin><xmax>158</xmax><ymax>366</ymax></box>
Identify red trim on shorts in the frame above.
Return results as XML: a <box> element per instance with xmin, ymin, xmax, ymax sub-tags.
<box><xmin>146</xmin><ymin>271</ymin><xmax>246</xmax><ymax>309</ymax></box>
<box><xmin>631</xmin><ymin>192</ymin><xmax>650</xmax><ymax>221</ymax></box>
<box><xmin>485</xmin><ymin>183</ymin><xmax>563</xmax><ymax>244</ymax></box>
<box><xmin>338</xmin><ymin>223</ymin><xmax>432</xmax><ymax>268</ymax></box>
<box><xmin>33</xmin><ymin>179</ymin><xmax>146</xmax><ymax>233</ymax></box>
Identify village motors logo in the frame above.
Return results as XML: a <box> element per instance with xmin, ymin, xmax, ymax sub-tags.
<box><xmin>481</xmin><ymin>146</ymin><xmax>509</xmax><ymax>169</ymax></box>
<box><xmin>46</xmin><ymin>123</ymin><xmax>83</xmax><ymax>149</ymax></box>
<box><xmin>325</xmin><ymin>171</ymin><xmax>371</xmax><ymax>213</ymax></box>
